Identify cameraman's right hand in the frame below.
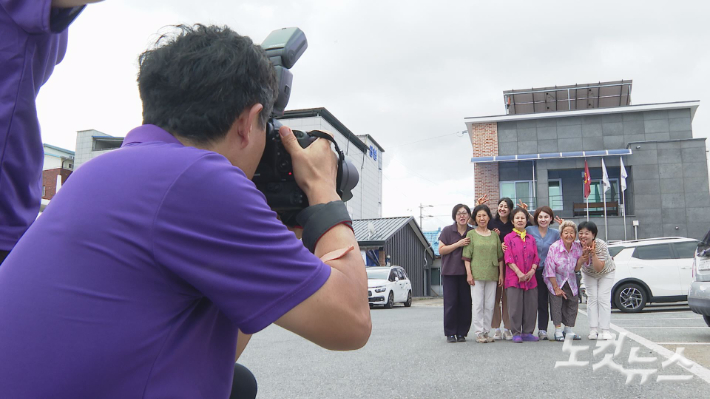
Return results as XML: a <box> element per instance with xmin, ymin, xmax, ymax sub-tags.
<box><xmin>279</xmin><ymin>126</ymin><xmax>339</xmax><ymax>205</ymax></box>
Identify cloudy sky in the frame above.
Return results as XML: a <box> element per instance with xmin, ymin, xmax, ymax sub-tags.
<box><xmin>37</xmin><ymin>0</ymin><xmax>710</xmax><ymax>231</ymax></box>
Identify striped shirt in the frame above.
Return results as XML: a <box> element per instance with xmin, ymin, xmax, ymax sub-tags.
<box><xmin>581</xmin><ymin>238</ymin><xmax>616</xmax><ymax>277</ymax></box>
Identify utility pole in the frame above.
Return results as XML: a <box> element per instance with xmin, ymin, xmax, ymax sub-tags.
<box><xmin>419</xmin><ymin>203</ymin><xmax>434</xmax><ymax>230</ymax></box>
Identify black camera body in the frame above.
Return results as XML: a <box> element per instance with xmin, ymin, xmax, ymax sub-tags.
<box><xmin>253</xmin><ymin>28</ymin><xmax>359</xmax><ymax>226</ymax></box>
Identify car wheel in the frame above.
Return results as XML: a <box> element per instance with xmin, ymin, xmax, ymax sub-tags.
<box><xmin>704</xmin><ymin>315</ymin><xmax>710</xmax><ymax>328</ymax></box>
<box><xmin>404</xmin><ymin>291</ymin><xmax>412</xmax><ymax>307</ymax></box>
<box><xmin>384</xmin><ymin>292</ymin><xmax>394</xmax><ymax>309</ymax></box>
<box><xmin>614</xmin><ymin>283</ymin><xmax>647</xmax><ymax>313</ymax></box>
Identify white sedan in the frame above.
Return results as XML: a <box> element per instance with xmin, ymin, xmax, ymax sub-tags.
<box><xmin>366</xmin><ymin>266</ymin><xmax>412</xmax><ymax>308</ymax></box>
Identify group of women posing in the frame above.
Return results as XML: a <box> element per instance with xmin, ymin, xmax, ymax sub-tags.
<box><xmin>439</xmin><ymin>198</ymin><xmax>617</xmax><ymax>343</ymax></box>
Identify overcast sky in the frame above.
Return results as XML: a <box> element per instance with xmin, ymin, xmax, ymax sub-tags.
<box><xmin>37</xmin><ymin>0</ymin><xmax>710</xmax><ymax>231</ymax></box>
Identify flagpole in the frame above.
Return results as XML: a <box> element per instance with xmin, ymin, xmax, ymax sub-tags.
<box><xmin>622</xmin><ymin>187</ymin><xmax>626</xmax><ymax>240</ymax></box>
<box><xmin>620</xmin><ymin>156</ymin><xmax>628</xmax><ymax>241</ymax></box>
<box><xmin>584</xmin><ymin>159</ymin><xmax>590</xmax><ymax>221</ymax></box>
<box><xmin>602</xmin><ymin>158</ymin><xmax>609</xmax><ymax>241</ymax></box>
<box><xmin>603</xmin><ymin>182</ymin><xmax>608</xmax><ymax>240</ymax></box>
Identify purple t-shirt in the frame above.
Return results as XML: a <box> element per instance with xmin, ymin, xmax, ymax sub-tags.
<box><xmin>0</xmin><ymin>1</ymin><xmax>83</xmax><ymax>250</ymax></box>
<box><xmin>0</xmin><ymin>125</ymin><xmax>331</xmax><ymax>398</ymax></box>
<box><xmin>439</xmin><ymin>223</ymin><xmax>473</xmax><ymax>275</ymax></box>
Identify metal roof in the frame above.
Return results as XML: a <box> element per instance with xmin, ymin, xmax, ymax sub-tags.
<box><xmin>43</xmin><ymin>143</ymin><xmax>75</xmax><ymax>156</ymax></box>
<box><xmin>353</xmin><ymin>217</ymin><xmax>411</xmax><ymax>242</ymax></box>
<box><xmin>465</xmin><ymin>100</ymin><xmax>699</xmax><ymax>125</ymax></box>
<box><xmin>422</xmin><ymin>228</ymin><xmax>441</xmax><ymax>256</ymax></box>
<box><xmin>352</xmin><ymin>216</ymin><xmax>433</xmax><ymax>258</ymax></box>
<box><xmin>503</xmin><ymin>80</ymin><xmax>632</xmax><ymax>115</ymax></box>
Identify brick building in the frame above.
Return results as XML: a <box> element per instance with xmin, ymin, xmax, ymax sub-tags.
<box><xmin>465</xmin><ymin>81</ymin><xmax>710</xmax><ymax>241</ymax></box>
<box><xmin>42</xmin><ymin>144</ymin><xmax>74</xmax><ymax>201</ymax></box>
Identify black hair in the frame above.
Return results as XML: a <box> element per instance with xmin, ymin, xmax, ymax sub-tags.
<box><xmin>494</xmin><ymin>197</ymin><xmax>515</xmax><ymax>222</ymax></box>
<box><xmin>578</xmin><ymin>221</ymin><xmax>598</xmax><ymax>238</ymax></box>
<box><xmin>509</xmin><ymin>207</ymin><xmax>529</xmax><ymax>224</ymax></box>
<box><xmin>451</xmin><ymin>204</ymin><xmax>471</xmax><ymax>221</ymax></box>
<box><xmin>138</xmin><ymin>24</ymin><xmax>278</xmax><ymax>144</ymax></box>
<box><xmin>498</xmin><ymin>197</ymin><xmax>514</xmax><ymax>211</ymax></box>
<box><xmin>472</xmin><ymin>204</ymin><xmax>493</xmax><ymax>226</ymax></box>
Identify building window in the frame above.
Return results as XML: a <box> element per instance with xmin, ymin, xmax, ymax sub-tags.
<box><xmin>589</xmin><ymin>179</ymin><xmax>619</xmax><ymax>203</ymax></box>
<box><xmin>548</xmin><ymin>179</ymin><xmax>563</xmax><ymax>210</ymax></box>
<box><xmin>500</xmin><ymin>181</ymin><xmax>536</xmax><ymax>209</ymax></box>
<box><xmin>42</xmin><ymin>186</ymin><xmax>46</xmax><ymax>197</ymax></box>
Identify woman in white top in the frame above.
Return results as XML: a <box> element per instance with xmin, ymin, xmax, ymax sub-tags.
<box><xmin>577</xmin><ymin>221</ymin><xmax>616</xmax><ymax>340</ymax></box>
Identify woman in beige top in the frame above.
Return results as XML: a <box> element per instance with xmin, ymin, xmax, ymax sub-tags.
<box><xmin>578</xmin><ymin>221</ymin><xmax>616</xmax><ymax>340</ymax></box>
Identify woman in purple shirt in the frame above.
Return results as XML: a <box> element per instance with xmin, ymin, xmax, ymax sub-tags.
<box><xmin>503</xmin><ymin>207</ymin><xmax>540</xmax><ymax>343</ymax></box>
<box><xmin>544</xmin><ymin>220</ymin><xmax>584</xmax><ymax>341</ymax></box>
<box><xmin>438</xmin><ymin>204</ymin><xmax>473</xmax><ymax>343</ymax></box>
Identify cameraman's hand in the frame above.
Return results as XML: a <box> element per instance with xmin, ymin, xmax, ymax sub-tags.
<box><xmin>280</xmin><ymin>126</ymin><xmax>339</xmax><ymax>205</ymax></box>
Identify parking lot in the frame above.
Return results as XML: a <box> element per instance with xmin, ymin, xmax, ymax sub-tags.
<box><xmin>240</xmin><ymin>299</ymin><xmax>710</xmax><ymax>398</ymax></box>
<box><xmin>599</xmin><ymin>303</ymin><xmax>710</xmax><ymax>370</ymax></box>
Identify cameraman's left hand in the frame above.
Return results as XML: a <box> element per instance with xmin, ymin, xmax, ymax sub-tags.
<box><xmin>279</xmin><ymin>126</ymin><xmax>339</xmax><ymax>205</ymax></box>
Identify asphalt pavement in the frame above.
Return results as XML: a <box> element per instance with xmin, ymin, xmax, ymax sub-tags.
<box><xmin>239</xmin><ymin>298</ymin><xmax>710</xmax><ymax>398</ymax></box>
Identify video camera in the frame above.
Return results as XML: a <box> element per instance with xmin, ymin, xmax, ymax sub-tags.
<box><xmin>253</xmin><ymin>28</ymin><xmax>359</xmax><ymax>226</ymax></box>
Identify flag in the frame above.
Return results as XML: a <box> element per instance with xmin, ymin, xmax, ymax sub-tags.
<box><xmin>620</xmin><ymin>157</ymin><xmax>628</xmax><ymax>192</ymax></box>
<box><xmin>583</xmin><ymin>160</ymin><xmax>591</xmax><ymax>198</ymax></box>
<box><xmin>601</xmin><ymin>158</ymin><xmax>611</xmax><ymax>193</ymax></box>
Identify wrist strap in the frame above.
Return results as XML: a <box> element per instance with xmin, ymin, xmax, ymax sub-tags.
<box><xmin>297</xmin><ymin>200</ymin><xmax>353</xmax><ymax>253</ymax></box>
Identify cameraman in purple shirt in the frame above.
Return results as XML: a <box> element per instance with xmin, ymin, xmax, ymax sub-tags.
<box><xmin>0</xmin><ymin>0</ymin><xmax>101</xmax><ymax>264</ymax></box>
<box><xmin>0</xmin><ymin>24</ymin><xmax>371</xmax><ymax>398</ymax></box>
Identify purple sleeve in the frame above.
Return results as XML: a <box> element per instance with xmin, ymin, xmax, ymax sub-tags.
<box><xmin>439</xmin><ymin>226</ymin><xmax>453</xmax><ymax>245</ymax></box>
<box><xmin>1</xmin><ymin>0</ymin><xmax>52</xmax><ymax>33</ymax></box>
<box><xmin>152</xmin><ymin>155</ymin><xmax>331</xmax><ymax>334</ymax></box>
<box><xmin>1</xmin><ymin>0</ymin><xmax>83</xmax><ymax>33</ymax></box>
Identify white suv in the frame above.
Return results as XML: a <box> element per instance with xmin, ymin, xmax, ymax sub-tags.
<box><xmin>689</xmin><ymin>229</ymin><xmax>710</xmax><ymax>327</ymax></box>
<box><xmin>607</xmin><ymin>237</ymin><xmax>699</xmax><ymax>313</ymax></box>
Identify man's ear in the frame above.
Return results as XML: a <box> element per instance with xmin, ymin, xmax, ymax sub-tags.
<box><xmin>236</xmin><ymin>103</ymin><xmax>265</xmax><ymax>147</ymax></box>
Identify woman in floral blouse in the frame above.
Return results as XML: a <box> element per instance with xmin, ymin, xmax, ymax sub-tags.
<box><xmin>544</xmin><ymin>220</ymin><xmax>584</xmax><ymax>341</ymax></box>
<box><xmin>503</xmin><ymin>207</ymin><xmax>540</xmax><ymax>343</ymax></box>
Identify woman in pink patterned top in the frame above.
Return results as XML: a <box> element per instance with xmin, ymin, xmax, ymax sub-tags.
<box><xmin>544</xmin><ymin>220</ymin><xmax>585</xmax><ymax>341</ymax></box>
<box><xmin>503</xmin><ymin>207</ymin><xmax>540</xmax><ymax>343</ymax></box>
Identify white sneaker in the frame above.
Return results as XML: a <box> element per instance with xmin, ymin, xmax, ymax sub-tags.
<box><xmin>588</xmin><ymin>330</ymin><xmax>598</xmax><ymax>340</ymax></box>
<box><xmin>503</xmin><ymin>329</ymin><xmax>513</xmax><ymax>341</ymax></box>
<box><xmin>600</xmin><ymin>331</ymin><xmax>614</xmax><ymax>340</ymax></box>
<box><xmin>492</xmin><ymin>329</ymin><xmax>502</xmax><ymax>340</ymax></box>
<box><xmin>484</xmin><ymin>332</ymin><xmax>495</xmax><ymax>343</ymax></box>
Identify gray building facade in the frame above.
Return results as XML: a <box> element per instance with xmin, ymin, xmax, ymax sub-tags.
<box><xmin>466</xmin><ymin>92</ymin><xmax>709</xmax><ymax>241</ymax></box>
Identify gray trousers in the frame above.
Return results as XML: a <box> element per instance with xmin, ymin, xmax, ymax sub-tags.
<box><xmin>548</xmin><ymin>282</ymin><xmax>579</xmax><ymax>327</ymax></box>
<box><xmin>506</xmin><ymin>287</ymin><xmax>538</xmax><ymax>335</ymax></box>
